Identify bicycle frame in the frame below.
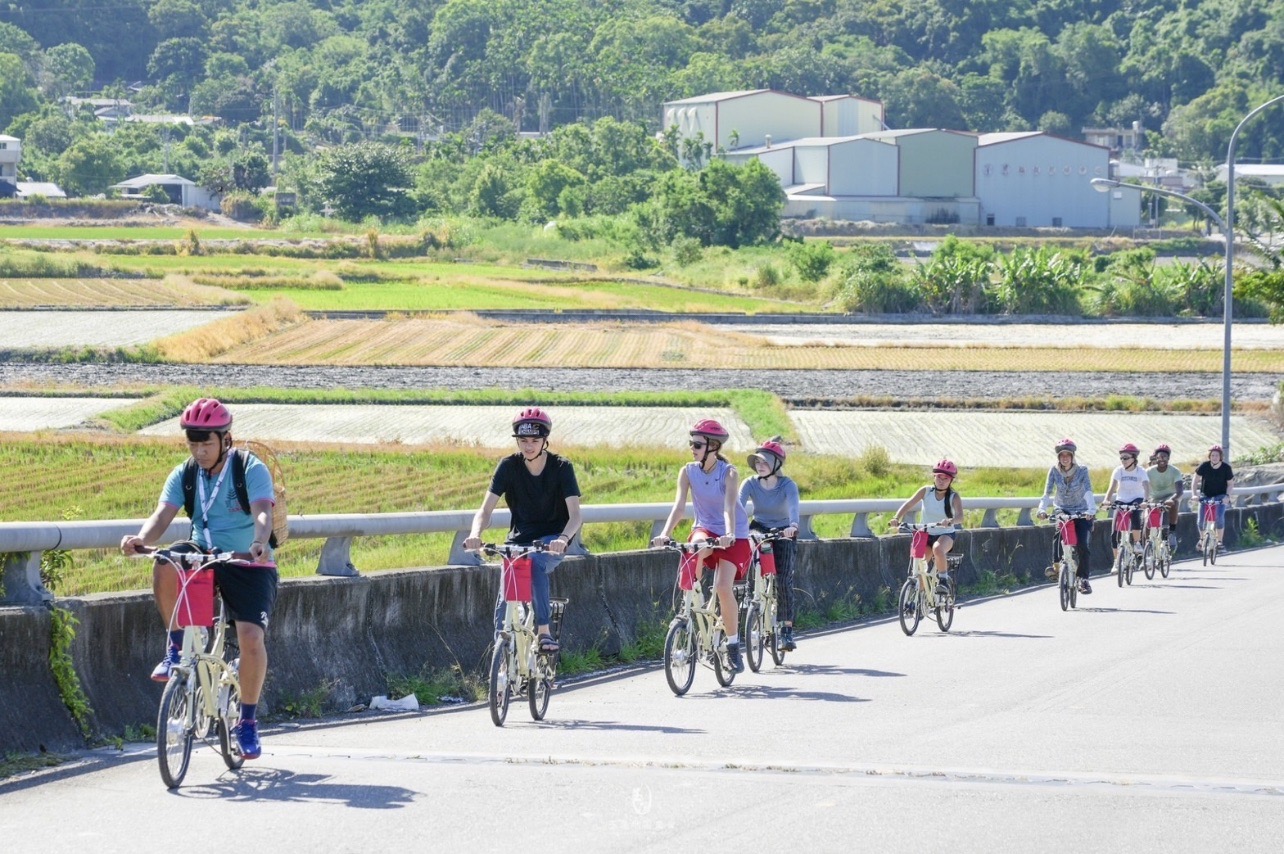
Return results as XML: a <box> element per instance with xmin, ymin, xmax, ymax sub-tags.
<box><xmin>662</xmin><ymin>539</ymin><xmax>735</xmax><ymax>694</ymax></box>
<box><xmin>743</xmin><ymin>529</ymin><xmax>787</xmax><ymax>670</ymax></box>
<box><xmin>1199</xmin><ymin>497</ymin><xmax>1224</xmax><ymax>565</ymax></box>
<box><xmin>1048</xmin><ymin>510</ymin><xmax>1091</xmax><ymax>611</ymax></box>
<box><xmin>896</xmin><ymin>523</ymin><xmax>955</xmax><ymax>634</ymax></box>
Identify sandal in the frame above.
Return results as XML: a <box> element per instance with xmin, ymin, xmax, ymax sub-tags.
<box><xmin>537</xmin><ymin>634</ymin><xmax>560</xmax><ymax>654</ymax></box>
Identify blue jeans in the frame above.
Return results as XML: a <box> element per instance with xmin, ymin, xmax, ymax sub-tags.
<box><xmin>493</xmin><ymin>535</ymin><xmax>564</xmax><ymax>633</ymax></box>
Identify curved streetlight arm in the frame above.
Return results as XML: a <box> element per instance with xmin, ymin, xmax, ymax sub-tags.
<box><xmin>1089</xmin><ymin>178</ymin><xmax>1225</xmax><ymax>231</ymax></box>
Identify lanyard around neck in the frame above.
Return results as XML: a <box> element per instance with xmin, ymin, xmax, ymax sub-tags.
<box><xmin>195</xmin><ymin>451</ymin><xmax>232</xmax><ymax>550</ymax></box>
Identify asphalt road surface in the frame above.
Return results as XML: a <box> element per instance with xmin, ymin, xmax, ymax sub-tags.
<box><xmin>3</xmin><ymin>548</ymin><xmax>1282</xmax><ymax>853</ymax></box>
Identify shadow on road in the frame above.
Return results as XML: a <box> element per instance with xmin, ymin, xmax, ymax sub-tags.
<box><xmin>1133</xmin><ymin>583</ymin><xmax>1221</xmax><ymax>590</ymax></box>
<box><xmin>533</xmin><ymin>719</ymin><xmax>704</xmax><ymax>734</ymax></box>
<box><xmin>684</xmin><ymin>684</ymin><xmax>869</xmax><ymax>703</ymax></box>
<box><xmin>1077</xmin><ymin>607</ymin><xmax>1176</xmax><ymax>615</ymax></box>
<box><xmin>181</xmin><ymin>767</ymin><xmax>419</xmax><ymax>808</ymax></box>
<box><xmin>776</xmin><ymin>664</ymin><xmax>904</xmax><ymax>678</ymax></box>
<box><xmin>925</xmin><ymin>630</ymin><xmax>1053</xmax><ymax>639</ymax></box>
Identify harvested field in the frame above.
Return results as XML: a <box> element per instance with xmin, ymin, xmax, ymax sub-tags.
<box><xmin>0</xmin><ymin>309</ymin><xmax>242</xmax><ymax>348</ymax></box>
<box><xmin>221</xmin><ymin>317</ymin><xmax>1284</xmax><ymax>373</ymax></box>
<box><xmin>138</xmin><ymin>403</ymin><xmax>753</xmax><ymax>450</ymax></box>
<box><xmin>0</xmin><ymin>395</ymin><xmax>140</xmax><ymax>430</ymax></box>
<box><xmin>0</xmin><ymin>277</ymin><xmax>245</xmax><ymax>309</ymax></box>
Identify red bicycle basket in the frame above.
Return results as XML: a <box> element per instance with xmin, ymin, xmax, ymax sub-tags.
<box><xmin>503</xmin><ymin>557</ymin><xmax>533</xmax><ymax>602</ymax></box>
<box><xmin>911</xmin><ymin>529</ymin><xmax>929</xmax><ymax>559</ymax></box>
<box><xmin>1149</xmin><ymin>508</ymin><xmax>1164</xmax><ymax>528</ymax></box>
<box><xmin>1203</xmin><ymin>502</ymin><xmax>1218</xmax><ymax>522</ymax></box>
<box><xmin>1060</xmin><ymin>520</ymin><xmax>1079</xmax><ymax>546</ymax></box>
<box><xmin>1114</xmin><ymin>510</ymin><xmax>1132</xmax><ymax>532</ymax></box>
<box><xmin>175</xmin><ymin>568</ymin><xmax>215</xmax><ymax>627</ymax></box>
<box><xmin>758</xmin><ymin>549</ymin><xmax>777</xmax><ymax>576</ymax></box>
<box><xmin>678</xmin><ymin>552</ymin><xmax>699</xmax><ymax>591</ymax></box>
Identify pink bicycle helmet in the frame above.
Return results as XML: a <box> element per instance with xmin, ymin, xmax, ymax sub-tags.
<box><xmin>1209</xmin><ymin>444</ymin><xmax>1223</xmax><ymax>456</ymax></box>
<box><xmin>690</xmin><ymin>419</ymin><xmax>730</xmax><ymax>442</ymax></box>
<box><xmin>179</xmin><ymin>398</ymin><xmax>232</xmax><ymax>431</ymax></box>
<box><xmin>1153</xmin><ymin>443</ymin><xmax>1172</xmax><ymax>456</ymax></box>
<box><xmin>1054</xmin><ymin>438</ymin><xmax>1077</xmax><ymax>455</ymax></box>
<box><xmin>1119</xmin><ymin>443</ymin><xmax>1140</xmax><ymax>456</ymax></box>
<box><xmin>747</xmin><ymin>439</ymin><xmax>786</xmax><ymax>472</ymax></box>
<box><xmin>932</xmin><ymin>459</ymin><xmax>958</xmax><ymax>478</ymax></box>
<box><xmin>512</xmin><ymin>407</ymin><xmax>552</xmax><ymax>438</ymax></box>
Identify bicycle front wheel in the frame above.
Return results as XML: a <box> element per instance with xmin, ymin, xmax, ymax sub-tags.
<box><xmin>488</xmin><ymin>642</ymin><xmax>512</xmax><ymax>727</ymax></box>
<box><xmin>744</xmin><ymin>604</ymin><xmax>764</xmax><ymax>673</ymax></box>
<box><xmin>898</xmin><ymin>579</ymin><xmax>920</xmax><ymax>636</ymax></box>
<box><xmin>1210</xmin><ymin>539</ymin><xmax>1218</xmax><ymax>565</ymax></box>
<box><xmin>1143</xmin><ymin>542</ymin><xmax>1155</xmax><ymax>580</ymax></box>
<box><xmin>1160</xmin><ymin>547</ymin><xmax>1172</xmax><ymax>579</ymax></box>
<box><xmin>712</xmin><ymin>629</ymin><xmax>735</xmax><ymax>687</ymax></box>
<box><xmin>1202</xmin><ymin>532</ymin><xmax>1211</xmax><ymax>566</ymax></box>
<box><xmin>1058</xmin><ymin>563</ymin><xmax>1072</xmax><ymax>611</ymax></box>
<box><xmin>157</xmin><ymin>677</ymin><xmax>194</xmax><ymax>789</ymax></box>
<box><xmin>1125</xmin><ymin>551</ymin><xmax>1135</xmax><ymax>586</ymax></box>
<box><xmin>663</xmin><ymin>619</ymin><xmax>696</xmax><ymax>696</ymax></box>
<box><xmin>934</xmin><ymin>583</ymin><xmax>954</xmax><ymax>632</ymax></box>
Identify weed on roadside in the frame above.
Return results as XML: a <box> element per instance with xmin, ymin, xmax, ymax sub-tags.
<box><xmin>388</xmin><ymin>665</ymin><xmax>483</xmax><ymax>705</ymax></box>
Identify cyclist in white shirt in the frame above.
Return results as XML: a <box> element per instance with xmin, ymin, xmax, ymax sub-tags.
<box><xmin>1103</xmin><ymin>442</ymin><xmax>1150</xmax><ymax>567</ymax></box>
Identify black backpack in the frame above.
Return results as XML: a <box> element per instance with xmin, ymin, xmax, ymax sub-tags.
<box><xmin>181</xmin><ymin>449</ymin><xmax>280</xmax><ymax>548</ymax></box>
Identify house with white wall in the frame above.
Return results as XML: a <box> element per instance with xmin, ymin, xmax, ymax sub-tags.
<box><xmin>975</xmin><ymin>132</ymin><xmax>1127</xmax><ymax>228</ymax></box>
<box><xmin>0</xmin><ymin>135</ymin><xmax>19</xmax><ymax>188</ymax></box>
<box><xmin>111</xmin><ymin>174</ymin><xmax>220</xmax><ymax>210</ymax></box>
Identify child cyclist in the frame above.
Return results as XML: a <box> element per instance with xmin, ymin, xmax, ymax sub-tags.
<box><xmin>1146</xmin><ymin>444</ymin><xmax>1183</xmax><ymax>552</ymax></box>
<box><xmin>1104</xmin><ymin>443</ymin><xmax>1151</xmax><ymax>565</ymax></box>
<box><xmin>738</xmin><ymin>437</ymin><xmax>801</xmax><ymax>651</ymax></box>
<box><xmin>652</xmin><ymin>419</ymin><xmax>752</xmax><ymax>673</ymax></box>
<box><xmin>465</xmin><ymin>407</ymin><xmax>582</xmax><ymax>654</ymax></box>
<box><xmin>1037</xmin><ymin>438</ymin><xmax>1098</xmax><ymax>594</ymax></box>
<box><xmin>119</xmin><ymin>398</ymin><xmax>276</xmax><ymax>760</ymax></box>
<box><xmin>888</xmin><ymin>459</ymin><xmax>964</xmax><ymax>585</ymax></box>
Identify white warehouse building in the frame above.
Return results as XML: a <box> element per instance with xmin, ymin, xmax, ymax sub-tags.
<box><xmin>663</xmin><ymin>90</ymin><xmax>884</xmax><ymax>153</ymax></box>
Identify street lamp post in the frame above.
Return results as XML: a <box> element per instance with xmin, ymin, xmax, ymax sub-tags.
<box><xmin>1224</xmin><ymin>94</ymin><xmax>1284</xmax><ymax>457</ymax></box>
<box><xmin>1091</xmin><ymin>177</ymin><xmax>1232</xmax><ymax>453</ymax></box>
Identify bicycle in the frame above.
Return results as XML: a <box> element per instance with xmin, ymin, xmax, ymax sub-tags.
<box><xmin>741</xmin><ymin>528</ymin><xmax>790</xmax><ymax>672</ymax></box>
<box><xmin>1139</xmin><ymin>501</ymin><xmax>1173</xmax><ymax>580</ymax></box>
<box><xmin>660</xmin><ymin>538</ymin><xmax>739</xmax><ymax>695</ymax></box>
<box><xmin>473</xmin><ymin>543</ymin><xmax>566</xmax><ymax>727</ymax></box>
<box><xmin>1046</xmin><ymin>510</ymin><xmax>1093</xmax><ymax>611</ymax></box>
<box><xmin>1198</xmin><ymin>497</ymin><xmax>1224</xmax><ymax>566</ymax></box>
<box><xmin>895</xmin><ymin>523</ymin><xmax>957</xmax><ymax>636</ymax></box>
<box><xmin>138</xmin><ymin>544</ymin><xmax>246</xmax><ymax>789</ymax></box>
<box><xmin>1107</xmin><ymin>502</ymin><xmax>1141</xmax><ymax>587</ymax></box>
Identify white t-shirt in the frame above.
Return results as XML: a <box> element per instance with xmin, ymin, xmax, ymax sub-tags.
<box><xmin>1111</xmin><ymin>464</ymin><xmax>1149</xmax><ymax>503</ymax></box>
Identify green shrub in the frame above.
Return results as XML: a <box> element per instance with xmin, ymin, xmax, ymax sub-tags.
<box><xmin>834</xmin><ymin>244</ymin><xmax>918</xmax><ymax>312</ymax></box>
<box><xmin>787</xmin><ymin>240</ymin><xmax>837</xmax><ymax>282</ymax></box>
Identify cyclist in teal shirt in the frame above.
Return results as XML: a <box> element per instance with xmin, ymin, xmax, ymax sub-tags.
<box><xmin>121</xmin><ymin>398</ymin><xmax>277</xmax><ymax>760</ymax></box>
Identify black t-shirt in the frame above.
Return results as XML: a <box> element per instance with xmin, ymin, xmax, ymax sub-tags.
<box><xmin>488</xmin><ymin>452</ymin><xmax>581</xmax><ymax>543</ymax></box>
<box><xmin>1195</xmin><ymin>461</ymin><xmax>1234</xmax><ymax>497</ymax></box>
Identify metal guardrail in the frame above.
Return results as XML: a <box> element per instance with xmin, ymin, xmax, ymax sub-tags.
<box><xmin>3</xmin><ymin>487</ymin><xmax>1281</xmax><ymax>605</ymax></box>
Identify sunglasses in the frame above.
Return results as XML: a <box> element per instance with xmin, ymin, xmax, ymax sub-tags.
<box><xmin>1120</xmin><ymin>455</ymin><xmax>1135</xmax><ymax>461</ymax></box>
<box><xmin>689</xmin><ymin>440</ymin><xmax>707</xmax><ymax>449</ymax></box>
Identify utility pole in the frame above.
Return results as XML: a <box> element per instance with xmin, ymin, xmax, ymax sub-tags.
<box><xmin>272</xmin><ymin>85</ymin><xmax>280</xmax><ymax>184</ymax></box>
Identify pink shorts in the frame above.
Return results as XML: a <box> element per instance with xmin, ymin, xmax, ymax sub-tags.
<box><xmin>692</xmin><ymin>529</ymin><xmax>752</xmax><ymax>580</ymax></box>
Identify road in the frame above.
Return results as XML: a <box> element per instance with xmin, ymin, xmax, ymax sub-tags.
<box><xmin>3</xmin><ymin>548</ymin><xmax>1282</xmax><ymax>853</ymax></box>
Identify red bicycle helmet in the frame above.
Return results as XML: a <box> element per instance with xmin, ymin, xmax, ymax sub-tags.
<box><xmin>747</xmin><ymin>439</ymin><xmax>786</xmax><ymax>472</ymax></box>
<box><xmin>1054</xmin><ymin>438</ymin><xmax>1077</xmax><ymax>454</ymax></box>
<box><xmin>512</xmin><ymin>407</ymin><xmax>552</xmax><ymax>438</ymax></box>
<box><xmin>1119</xmin><ymin>443</ymin><xmax>1140</xmax><ymax>456</ymax></box>
<box><xmin>179</xmin><ymin>398</ymin><xmax>232</xmax><ymax>431</ymax></box>
<box><xmin>932</xmin><ymin>459</ymin><xmax>958</xmax><ymax>478</ymax></box>
<box><xmin>1153</xmin><ymin>444</ymin><xmax>1172</xmax><ymax>456</ymax></box>
<box><xmin>690</xmin><ymin>419</ymin><xmax>730</xmax><ymax>441</ymax></box>
<box><xmin>1209</xmin><ymin>444</ymin><xmax>1223</xmax><ymax>456</ymax></box>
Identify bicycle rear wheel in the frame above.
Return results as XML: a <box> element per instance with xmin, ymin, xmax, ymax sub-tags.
<box><xmin>528</xmin><ymin>654</ymin><xmax>553</xmax><ymax>721</ymax></box>
<box><xmin>488</xmin><ymin>641</ymin><xmax>512</xmax><ymax>727</ymax></box>
<box><xmin>663</xmin><ymin>619</ymin><xmax>696</xmax><ymax>696</ymax></box>
<box><xmin>216</xmin><ymin>667</ymin><xmax>244</xmax><ymax>771</ymax></box>
<box><xmin>157</xmin><ymin>677</ymin><xmax>194</xmax><ymax>789</ymax></box>
<box><xmin>898</xmin><ymin>578</ymin><xmax>920</xmax><ymax>636</ymax></box>
<box><xmin>712</xmin><ymin>629</ymin><xmax>735</xmax><ymax>687</ymax></box>
<box><xmin>744</xmin><ymin>604</ymin><xmax>764</xmax><ymax>673</ymax></box>
<box><xmin>934</xmin><ymin>583</ymin><xmax>954</xmax><ymax>632</ymax></box>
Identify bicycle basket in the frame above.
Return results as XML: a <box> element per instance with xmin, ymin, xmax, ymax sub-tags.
<box><xmin>502</xmin><ymin>557</ymin><xmax>533</xmax><ymax>602</ymax></box>
<box><xmin>758</xmin><ymin>549</ymin><xmax>777</xmax><ymax>576</ymax></box>
<box><xmin>678</xmin><ymin>552</ymin><xmax>699</xmax><ymax>591</ymax></box>
<box><xmin>1060</xmin><ymin>519</ymin><xmax>1079</xmax><ymax>546</ymax></box>
<box><xmin>175</xmin><ymin>567</ymin><xmax>215</xmax><ymax>627</ymax></box>
<box><xmin>1148</xmin><ymin>507</ymin><xmax>1164</xmax><ymax>529</ymax></box>
<box><xmin>1114</xmin><ymin>510</ymin><xmax>1132</xmax><ymax>532</ymax></box>
<box><xmin>911</xmin><ymin>529</ymin><xmax>930</xmax><ymax>559</ymax></box>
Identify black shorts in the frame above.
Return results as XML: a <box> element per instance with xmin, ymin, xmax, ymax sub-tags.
<box><xmin>214</xmin><ymin>563</ymin><xmax>278</xmax><ymax>630</ymax></box>
<box><xmin>927</xmin><ymin>533</ymin><xmax>955</xmax><ymax>549</ymax></box>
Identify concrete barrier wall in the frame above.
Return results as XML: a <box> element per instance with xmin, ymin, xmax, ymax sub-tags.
<box><xmin>5</xmin><ymin>503</ymin><xmax>1281</xmax><ymax>755</ymax></box>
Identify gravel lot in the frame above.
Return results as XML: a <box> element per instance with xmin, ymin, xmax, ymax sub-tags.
<box><xmin>0</xmin><ymin>362</ymin><xmax>1277</xmax><ymax>403</ymax></box>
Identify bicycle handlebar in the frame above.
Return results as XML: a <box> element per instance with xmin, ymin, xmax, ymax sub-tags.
<box><xmin>469</xmin><ymin>543</ymin><xmax>548</xmax><ymax>559</ymax></box>
<box><xmin>750</xmin><ymin>527</ymin><xmax>793</xmax><ymax>542</ymax></box>
<box><xmin>134</xmin><ymin>545</ymin><xmax>251</xmax><ymax>566</ymax></box>
<box><xmin>656</xmin><ymin>538</ymin><xmax>721</xmax><ymax>553</ymax></box>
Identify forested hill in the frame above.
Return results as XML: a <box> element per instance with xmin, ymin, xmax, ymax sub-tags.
<box><xmin>1</xmin><ymin>0</ymin><xmax>1282</xmax><ymax>163</ymax></box>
